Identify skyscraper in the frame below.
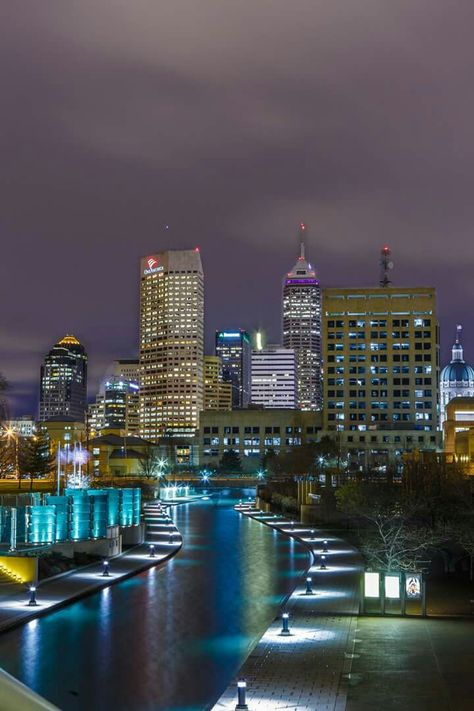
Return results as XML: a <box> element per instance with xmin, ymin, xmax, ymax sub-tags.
<box><xmin>282</xmin><ymin>224</ymin><xmax>322</xmax><ymax>410</ymax></box>
<box><xmin>251</xmin><ymin>345</ymin><xmax>296</xmax><ymax>408</ymax></box>
<box><xmin>139</xmin><ymin>249</ymin><xmax>204</xmax><ymax>440</ymax></box>
<box><xmin>88</xmin><ymin>376</ymin><xmax>140</xmax><ymax>437</ymax></box>
<box><xmin>215</xmin><ymin>330</ymin><xmax>251</xmax><ymax>408</ymax></box>
<box><xmin>322</xmin><ymin>286</ymin><xmax>440</xmax><ymax>463</ymax></box>
<box><xmin>39</xmin><ymin>335</ymin><xmax>87</xmax><ymax>422</ymax></box>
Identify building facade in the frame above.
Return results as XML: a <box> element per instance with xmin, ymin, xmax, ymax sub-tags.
<box><xmin>444</xmin><ymin>396</ymin><xmax>474</xmax><ymax>475</ymax></box>
<box><xmin>215</xmin><ymin>330</ymin><xmax>251</xmax><ymax>408</ymax></box>
<box><xmin>198</xmin><ymin>409</ymin><xmax>322</xmax><ymax>472</ymax></box>
<box><xmin>88</xmin><ymin>377</ymin><xmax>140</xmax><ymax>437</ymax></box>
<box><xmin>251</xmin><ymin>345</ymin><xmax>296</xmax><ymax>409</ymax></box>
<box><xmin>322</xmin><ymin>287</ymin><xmax>440</xmax><ymax>464</ymax></box>
<box><xmin>107</xmin><ymin>358</ymin><xmax>140</xmax><ymax>383</ymax></box>
<box><xmin>6</xmin><ymin>417</ymin><xmax>36</xmax><ymax>438</ymax></box>
<box><xmin>282</xmin><ymin>225</ymin><xmax>322</xmax><ymax>410</ymax></box>
<box><xmin>203</xmin><ymin>356</ymin><xmax>232</xmax><ymax>411</ymax></box>
<box><xmin>39</xmin><ymin>335</ymin><xmax>87</xmax><ymax>422</ymax></box>
<box><xmin>440</xmin><ymin>326</ymin><xmax>474</xmax><ymax>427</ymax></box>
<box><xmin>139</xmin><ymin>249</ymin><xmax>204</xmax><ymax>440</ymax></box>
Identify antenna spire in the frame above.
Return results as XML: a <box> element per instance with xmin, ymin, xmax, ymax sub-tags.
<box><xmin>379</xmin><ymin>245</ymin><xmax>393</xmax><ymax>287</ymax></box>
<box><xmin>298</xmin><ymin>222</ymin><xmax>306</xmax><ymax>259</ymax></box>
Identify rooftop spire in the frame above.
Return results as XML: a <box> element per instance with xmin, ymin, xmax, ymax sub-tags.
<box><xmin>298</xmin><ymin>222</ymin><xmax>306</xmax><ymax>260</ymax></box>
<box><xmin>452</xmin><ymin>324</ymin><xmax>464</xmax><ymax>362</ymax></box>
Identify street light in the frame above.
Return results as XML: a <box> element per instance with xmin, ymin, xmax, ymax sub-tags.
<box><xmin>305</xmin><ymin>576</ymin><xmax>314</xmax><ymax>595</ymax></box>
<box><xmin>280</xmin><ymin>612</ymin><xmax>291</xmax><ymax>636</ymax></box>
<box><xmin>102</xmin><ymin>560</ymin><xmax>110</xmax><ymax>577</ymax></box>
<box><xmin>320</xmin><ymin>555</ymin><xmax>327</xmax><ymax>570</ymax></box>
<box><xmin>27</xmin><ymin>586</ymin><xmax>38</xmax><ymax>607</ymax></box>
<box><xmin>311</xmin><ymin>529</ymin><xmax>316</xmax><ymax>540</ymax></box>
<box><xmin>149</xmin><ymin>544</ymin><xmax>155</xmax><ymax>558</ymax></box>
<box><xmin>235</xmin><ymin>679</ymin><xmax>248</xmax><ymax>710</ymax></box>
<box><xmin>322</xmin><ymin>539</ymin><xmax>328</xmax><ymax>553</ymax></box>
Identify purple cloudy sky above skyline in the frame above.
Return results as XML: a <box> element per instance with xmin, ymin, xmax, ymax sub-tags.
<box><xmin>1</xmin><ymin>1</ymin><xmax>473</xmax><ymax>415</ymax></box>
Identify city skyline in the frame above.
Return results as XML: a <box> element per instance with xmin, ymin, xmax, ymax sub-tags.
<box><xmin>3</xmin><ymin>237</ymin><xmax>470</xmax><ymax>416</ymax></box>
<box><xmin>1</xmin><ymin>3</ymin><xmax>474</xmax><ymax>416</ymax></box>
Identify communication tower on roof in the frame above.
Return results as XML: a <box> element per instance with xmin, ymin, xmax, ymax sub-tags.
<box><xmin>379</xmin><ymin>245</ymin><xmax>393</xmax><ymax>287</ymax></box>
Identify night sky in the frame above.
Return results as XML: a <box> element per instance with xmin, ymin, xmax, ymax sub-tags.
<box><xmin>1</xmin><ymin>2</ymin><xmax>473</xmax><ymax>415</ymax></box>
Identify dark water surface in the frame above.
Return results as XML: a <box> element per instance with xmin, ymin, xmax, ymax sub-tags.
<box><xmin>0</xmin><ymin>491</ymin><xmax>309</xmax><ymax>710</ymax></box>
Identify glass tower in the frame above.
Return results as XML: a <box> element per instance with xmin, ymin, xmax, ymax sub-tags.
<box><xmin>215</xmin><ymin>330</ymin><xmax>251</xmax><ymax>408</ymax></box>
<box><xmin>39</xmin><ymin>335</ymin><xmax>87</xmax><ymax>422</ymax></box>
<box><xmin>282</xmin><ymin>225</ymin><xmax>322</xmax><ymax>410</ymax></box>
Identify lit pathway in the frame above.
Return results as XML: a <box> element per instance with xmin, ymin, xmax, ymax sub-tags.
<box><xmin>213</xmin><ymin>508</ymin><xmax>363</xmax><ymax>710</ymax></box>
<box><xmin>0</xmin><ymin>500</ymin><xmax>182</xmax><ymax>634</ymax></box>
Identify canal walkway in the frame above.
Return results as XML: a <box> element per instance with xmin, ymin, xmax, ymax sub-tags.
<box><xmin>0</xmin><ymin>500</ymin><xmax>182</xmax><ymax>634</ymax></box>
<box><xmin>214</xmin><ymin>507</ymin><xmax>364</xmax><ymax>710</ymax></box>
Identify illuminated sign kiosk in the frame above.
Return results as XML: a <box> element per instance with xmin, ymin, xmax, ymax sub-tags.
<box><xmin>362</xmin><ymin>571</ymin><xmax>425</xmax><ymax>616</ymax></box>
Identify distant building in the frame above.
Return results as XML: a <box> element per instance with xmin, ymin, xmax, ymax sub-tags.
<box><xmin>139</xmin><ymin>249</ymin><xmax>204</xmax><ymax>440</ymax></box>
<box><xmin>198</xmin><ymin>409</ymin><xmax>322</xmax><ymax>473</ymax></box>
<box><xmin>282</xmin><ymin>225</ymin><xmax>322</xmax><ymax>410</ymax></box>
<box><xmin>88</xmin><ymin>377</ymin><xmax>140</xmax><ymax>437</ymax></box>
<box><xmin>440</xmin><ymin>325</ymin><xmax>474</xmax><ymax>427</ymax></box>
<box><xmin>251</xmin><ymin>346</ymin><xmax>296</xmax><ymax>409</ymax></box>
<box><xmin>88</xmin><ymin>432</ymin><xmax>155</xmax><ymax>478</ymax></box>
<box><xmin>6</xmin><ymin>416</ymin><xmax>36</xmax><ymax>438</ymax></box>
<box><xmin>203</xmin><ymin>356</ymin><xmax>232</xmax><ymax>411</ymax></box>
<box><xmin>106</xmin><ymin>358</ymin><xmax>140</xmax><ymax>383</ymax></box>
<box><xmin>322</xmin><ymin>286</ymin><xmax>440</xmax><ymax>465</ymax></box>
<box><xmin>39</xmin><ymin>335</ymin><xmax>87</xmax><ymax>422</ymax></box>
<box><xmin>38</xmin><ymin>417</ymin><xmax>86</xmax><ymax>449</ymax></box>
<box><xmin>215</xmin><ymin>330</ymin><xmax>251</xmax><ymax>408</ymax></box>
<box><xmin>444</xmin><ymin>397</ymin><xmax>474</xmax><ymax>475</ymax></box>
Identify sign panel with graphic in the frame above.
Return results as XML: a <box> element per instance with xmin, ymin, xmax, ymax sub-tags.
<box><xmin>405</xmin><ymin>574</ymin><xmax>422</xmax><ymax>599</ymax></box>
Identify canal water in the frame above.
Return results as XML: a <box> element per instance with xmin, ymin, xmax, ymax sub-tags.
<box><xmin>0</xmin><ymin>490</ymin><xmax>309</xmax><ymax>711</ymax></box>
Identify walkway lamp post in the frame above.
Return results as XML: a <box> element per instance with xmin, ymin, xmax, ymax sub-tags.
<box><xmin>280</xmin><ymin>612</ymin><xmax>291</xmax><ymax>636</ymax></box>
<box><xmin>290</xmin><ymin>520</ymin><xmax>294</xmax><ymax>530</ymax></box>
<box><xmin>320</xmin><ymin>555</ymin><xmax>327</xmax><ymax>570</ymax></box>
<box><xmin>28</xmin><ymin>586</ymin><xmax>38</xmax><ymax>607</ymax></box>
<box><xmin>305</xmin><ymin>576</ymin><xmax>314</xmax><ymax>595</ymax></box>
<box><xmin>322</xmin><ymin>539</ymin><xmax>328</xmax><ymax>553</ymax></box>
<box><xmin>235</xmin><ymin>678</ymin><xmax>248</xmax><ymax>710</ymax></box>
<box><xmin>149</xmin><ymin>544</ymin><xmax>155</xmax><ymax>558</ymax></box>
<box><xmin>311</xmin><ymin>529</ymin><xmax>316</xmax><ymax>541</ymax></box>
<box><xmin>102</xmin><ymin>560</ymin><xmax>110</xmax><ymax>577</ymax></box>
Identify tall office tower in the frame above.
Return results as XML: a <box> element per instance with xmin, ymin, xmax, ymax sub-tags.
<box><xmin>440</xmin><ymin>325</ymin><xmax>474</xmax><ymax>427</ymax></box>
<box><xmin>39</xmin><ymin>335</ymin><xmax>87</xmax><ymax>422</ymax></box>
<box><xmin>215</xmin><ymin>330</ymin><xmax>251</xmax><ymax>408</ymax></box>
<box><xmin>322</xmin><ymin>287</ymin><xmax>440</xmax><ymax>464</ymax></box>
<box><xmin>139</xmin><ymin>249</ymin><xmax>204</xmax><ymax>440</ymax></box>
<box><xmin>251</xmin><ymin>345</ymin><xmax>296</xmax><ymax>408</ymax></box>
<box><xmin>203</xmin><ymin>356</ymin><xmax>232</xmax><ymax>411</ymax></box>
<box><xmin>282</xmin><ymin>224</ymin><xmax>322</xmax><ymax>410</ymax></box>
<box><xmin>88</xmin><ymin>377</ymin><xmax>140</xmax><ymax>436</ymax></box>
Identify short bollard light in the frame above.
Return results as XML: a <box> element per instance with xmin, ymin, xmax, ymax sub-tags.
<box><xmin>305</xmin><ymin>576</ymin><xmax>314</xmax><ymax>595</ymax></box>
<box><xmin>102</xmin><ymin>560</ymin><xmax>110</xmax><ymax>577</ymax></box>
<box><xmin>320</xmin><ymin>555</ymin><xmax>327</xmax><ymax>570</ymax></box>
<box><xmin>311</xmin><ymin>529</ymin><xmax>316</xmax><ymax>540</ymax></box>
<box><xmin>149</xmin><ymin>544</ymin><xmax>156</xmax><ymax>558</ymax></box>
<box><xmin>290</xmin><ymin>520</ymin><xmax>295</xmax><ymax>530</ymax></box>
<box><xmin>235</xmin><ymin>678</ymin><xmax>248</xmax><ymax>710</ymax></box>
<box><xmin>280</xmin><ymin>612</ymin><xmax>291</xmax><ymax>636</ymax></box>
<box><xmin>322</xmin><ymin>539</ymin><xmax>328</xmax><ymax>553</ymax></box>
<box><xmin>28</xmin><ymin>585</ymin><xmax>38</xmax><ymax>607</ymax></box>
